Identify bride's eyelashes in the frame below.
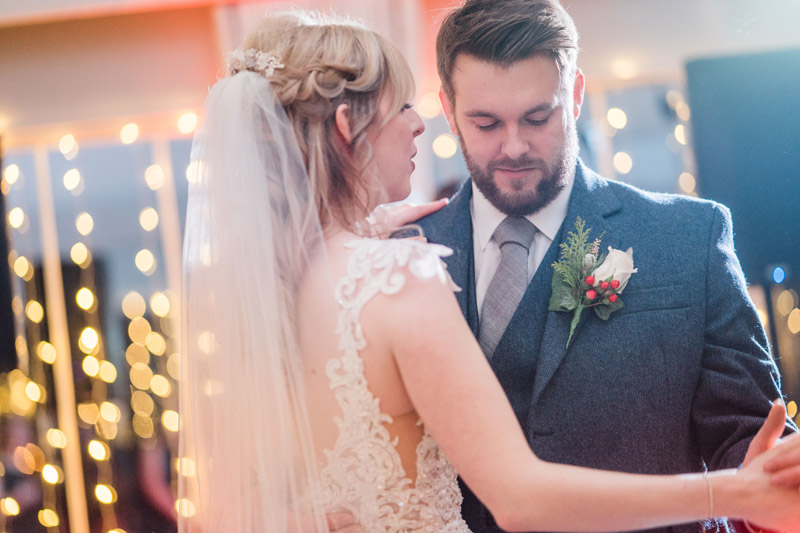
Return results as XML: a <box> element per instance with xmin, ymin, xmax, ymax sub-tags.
<box><xmin>401</xmin><ymin>103</ymin><xmax>413</xmax><ymax>112</ymax></box>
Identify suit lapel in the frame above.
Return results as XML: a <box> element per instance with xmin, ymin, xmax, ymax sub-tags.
<box><xmin>419</xmin><ymin>181</ymin><xmax>480</xmax><ymax>334</ymax></box>
<box><xmin>531</xmin><ymin>162</ymin><xmax>622</xmax><ymax>407</ymax></box>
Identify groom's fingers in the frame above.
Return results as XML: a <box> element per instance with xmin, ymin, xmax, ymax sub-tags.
<box><xmin>764</xmin><ymin>432</ymin><xmax>800</xmax><ymax>473</ymax></box>
<box><xmin>378</xmin><ymin>199</ymin><xmax>448</xmax><ymax>228</ymax></box>
<box><xmin>326</xmin><ymin>511</ymin><xmax>363</xmax><ymax>532</ymax></box>
<box><xmin>743</xmin><ymin>399</ymin><xmax>787</xmax><ymax>467</ymax></box>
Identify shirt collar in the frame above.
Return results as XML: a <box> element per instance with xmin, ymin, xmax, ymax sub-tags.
<box><xmin>471</xmin><ymin>175</ymin><xmax>574</xmax><ymax>251</ymax></box>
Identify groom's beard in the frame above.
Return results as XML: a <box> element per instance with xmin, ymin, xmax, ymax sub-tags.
<box><xmin>457</xmin><ymin>119</ymin><xmax>578</xmax><ymax>217</ymax></box>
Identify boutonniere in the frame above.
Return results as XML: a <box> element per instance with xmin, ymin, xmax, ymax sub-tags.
<box><xmin>548</xmin><ymin>217</ymin><xmax>638</xmax><ymax>348</ymax></box>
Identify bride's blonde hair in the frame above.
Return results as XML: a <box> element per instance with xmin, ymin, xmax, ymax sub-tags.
<box><xmin>243</xmin><ymin>11</ymin><xmax>415</xmax><ymax>231</ymax></box>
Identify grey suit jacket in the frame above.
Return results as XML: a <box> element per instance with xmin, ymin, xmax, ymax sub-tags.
<box><xmin>416</xmin><ymin>160</ymin><xmax>797</xmax><ymax>533</ymax></box>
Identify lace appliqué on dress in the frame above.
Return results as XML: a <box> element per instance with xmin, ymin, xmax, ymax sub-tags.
<box><xmin>317</xmin><ymin>238</ymin><xmax>470</xmax><ymax>532</ymax></box>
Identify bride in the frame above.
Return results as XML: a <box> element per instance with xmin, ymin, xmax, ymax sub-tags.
<box><xmin>179</xmin><ymin>10</ymin><xmax>800</xmax><ymax>533</ymax></box>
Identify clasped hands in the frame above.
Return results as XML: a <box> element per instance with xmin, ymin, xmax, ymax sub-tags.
<box><xmin>737</xmin><ymin>399</ymin><xmax>800</xmax><ymax>533</ymax></box>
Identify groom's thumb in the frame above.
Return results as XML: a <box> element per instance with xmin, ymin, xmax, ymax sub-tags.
<box><xmin>743</xmin><ymin>399</ymin><xmax>786</xmax><ymax>467</ymax></box>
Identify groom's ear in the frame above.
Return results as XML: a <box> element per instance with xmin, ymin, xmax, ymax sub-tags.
<box><xmin>439</xmin><ymin>89</ymin><xmax>458</xmax><ymax>135</ymax></box>
<box><xmin>571</xmin><ymin>68</ymin><xmax>585</xmax><ymax>120</ymax></box>
<box><xmin>334</xmin><ymin>104</ymin><xmax>353</xmax><ymax>144</ymax></box>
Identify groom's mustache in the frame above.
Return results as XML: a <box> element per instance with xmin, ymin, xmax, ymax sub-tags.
<box><xmin>488</xmin><ymin>156</ymin><xmax>547</xmax><ymax>172</ymax></box>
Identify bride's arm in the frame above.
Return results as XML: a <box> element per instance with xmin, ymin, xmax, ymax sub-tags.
<box><xmin>384</xmin><ymin>272</ymin><xmax>800</xmax><ymax>532</ymax></box>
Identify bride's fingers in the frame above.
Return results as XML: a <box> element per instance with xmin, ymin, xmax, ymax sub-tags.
<box><xmin>764</xmin><ymin>432</ymin><xmax>800</xmax><ymax>472</ymax></box>
<box><xmin>377</xmin><ymin>199</ymin><xmax>448</xmax><ymax>228</ymax></box>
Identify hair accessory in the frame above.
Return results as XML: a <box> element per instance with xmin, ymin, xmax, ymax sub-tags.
<box><xmin>227</xmin><ymin>48</ymin><xmax>285</xmax><ymax>78</ymax></box>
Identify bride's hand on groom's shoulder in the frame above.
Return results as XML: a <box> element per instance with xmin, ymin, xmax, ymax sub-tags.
<box><xmin>368</xmin><ymin>199</ymin><xmax>448</xmax><ymax>239</ymax></box>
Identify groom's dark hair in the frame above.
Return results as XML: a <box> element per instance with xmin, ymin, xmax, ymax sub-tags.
<box><xmin>437</xmin><ymin>0</ymin><xmax>579</xmax><ymax>104</ymax></box>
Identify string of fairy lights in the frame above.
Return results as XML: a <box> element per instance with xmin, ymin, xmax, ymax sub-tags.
<box><xmin>0</xmin><ymin>86</ymin><xmax>798</xmax><ymax>533</ymax></box>
<box><xmin>0</xmin><ymin>111</ymin><xmax>198</xmax><ymax>532</ymax></box>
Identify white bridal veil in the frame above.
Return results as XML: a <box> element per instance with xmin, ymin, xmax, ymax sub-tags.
<box><xmin>180</xmin><ymin>71</ymin><xmax>329</xmax><ymax>532</ymax></box>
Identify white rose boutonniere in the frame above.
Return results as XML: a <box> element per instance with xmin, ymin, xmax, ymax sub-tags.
<box><xmin>548</xmin><ymin>217</ymin><xmax>638</xmax><ymax>348</ymax></box>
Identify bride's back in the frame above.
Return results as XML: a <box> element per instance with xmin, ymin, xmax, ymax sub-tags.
<box><xmin>297</xmin><ymin>231</ymin><xmax>424</xmax><ymax>481</ymax></box>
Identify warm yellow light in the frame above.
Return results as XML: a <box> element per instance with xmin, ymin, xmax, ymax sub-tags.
<box><xmin>178</xmin><ymin>112</ymin><xmax>198</xmax><ymax>134</ymax></box>
<box><xmin>122</xmin><ymin>291</ymin><xmax>146</xmax><ymax>319</ymax></box>
<box><xmin>79</xmin><ymin>327</ymin><xmax>100</xmax><ymax>354</ymax></box>
<box><xmin>197</xmin><ymin>331</ymin><xmax>214</xmax><ymax>354</ymax></box>
<box><xmin>676</xmin><ymin>102</ymin><xmax>691</xmax><ymax>122</ymax></box>
<box><xmin>150</xmin><ymin>374</ymin><xmax>171</xmax><ymax>397</ymax></box>
<box><xmin>146</xmin><ymin>331</ymin><xmax>167</xmax><ymax>356</ymax></box>
<box><xmin>756</xmin><ymin>309</ymin><xmax>768</xmax><ymax>327</ymax></box>
<box><xmin>777</xmin><ymin>290</ymin><xmax>797</xmax><ymax>316</ymax></box>
<box><xmin>97</xmin><ymin>419</ymin><xmax>118</xmax><ymax>440</ymax></box>
<box><xmin>88</xmin><ymin>440</ymin><xmax>110</xmax><ymax>461</ymax></box>
<box><xmin>177</xmin><ymin>457</ymin><xmax>196</xmax><ymax>477</ymax></box>
<box><xmin>8</xmin><ymin>207</ymin><xmax>25</xmax><ymax>229</ymax></box>
<box><xmin>15</xmin><ymin>335</ymin><xmax>27</xmax><ymax>358</ymax></box>
<box><xmin>109</xmin><ymin>529</ymin><xmax>128</xmax><ymax>533</ymax></box>
<box><xmin>13</xmin><ymin>256</ymin><xmax>32</xmax><ymax>279</ymax></box>
<box><xmin>25</xmin><ymin>381</ymin><xmax>43</xmax><ymax>402</ymax></box>
<box><xmin>145</xmin><ymin>164</ymin><xmax>165</xmax><ymax>190</ymax></box>
<box><xmin>132</xmin><ymin>413</ymin><xmax>155</xmax><ymax>438</ymax></box>
<box><xmin>787</xmin><ymin>401</ymin><xmax>798</xmax><ymax>418</ymax></box>
<box><xmin>42</xmin><ymin>464</ymin><xmax>60</xmax><ymax>484</ymax></box>
<box><xmin>167</xmin><ymin>353</ymin><xmax>180</xmax><ymax>380</ymax></box>
<box><xmin>1</xmin><ymin>497</ymin><xmax>20</xmax><ymax>516</ymax></box>
<box><xmin>82</xmin><ymin>355</ymin><xmax>100</xmax><ymax>377</ymax></box>
<box><xmin>139</xmin><ymin>207</ymin><xmax>159</xmax><ymax>231</ymax></box>
<box><xmin>63</xmin><ymin>168</ymin><xmax>81</xmax><ymax>191</ymax></box>
<box><xmin>26</xmin><ymin>300</ymin><xmax>44</xmax><ymax>323</ymax></box>
<box><xmin>432</xmin><ymin>134</ymin><xmax>458</xmax><ymax>159</ymax></box>
<box><xmin>38</xmin><ymin>508</ymin><xmax>59</xmax><ymax>527</ymax></box>
<box><xmin>135</xmin><ymin>249</ymin><xmax>156</xmax><ymax>275</ymax></box>
<box><xmin>129</xmin><ymin>316</ymin><xmax>152</xmax><ymax>345</ymax></box>
<box><xmin>611</xmin><ymin>58</ymin><xmax>636</xmax><ymax>80</ymax></box>
<box><xmin>76</xmin><ymin>287</ymin><xmax>94</xmax><ymax>311</ymax></box>
<box><xmin>674</xmin><ymin>124</ymin><xmax>687</xmax><ymax>145</ymax></box>
<box><xmin>606</xmin><ymin>108</ymin><xmax>628</xmax><ymax>129</ymax></box>
<box><xmin>99</xmin><ymin>361</ymin><xmax>117</xmax><ymax>383</ymax></box>
<box><xmin>417</xmin><ymin>92</ymin><xmax>442</xmax><ymax>119</ymax></box>
<box><xmin>120</xmin><ymin>123</ymin><xmax>139</xmax><ymax>144</ymax></box>
<box><xmin>100</xmin><ymin>401</ymin><xmax>121</xmax><ymax>423</ymax></box>
<box><xmin>679</xmin><ymin>172</ymin><xmax>696</xmax><ymax>194</ymax></box>
<box><xmin>131</xmin><ymin>390</ymin><xmax>155</xmax><ymax>416</ymax></box>
<box><xmin>150</xmin><ymin>291</ymin><xmax>170</xmax><ymax>317</ymax></box>
<box><xmin>788</xmin><ymin>308</ymin><xmax>800</xmax><ymax>335</ymax></box>
<box><xmin>70</xmin><ymin>242</ymin><xmax>91</xmax><ymax>267</ymax></box>
<box><xmin>186</xmin><ymin>161</ymin><xmax>200</xmax><ymax>184</ymax></box>
<box><xmin>77</xmin><ymin>403</ymin><xmax>100</xmax><ymax>424</ymax></box>
<box><xmin>176</xmin><ymin>498</ymin><xmax>196</xmax><ymax>518</ymax></box>
<box><xmin>95</xmin><ymin>484</ymin><xmax>117</xmax><ymax>504</ymax></box>
<box><xmin>59</xmin><ymin>133</ymin><xmax>77</xmax><ymax>153</ymax></box>
<box><xmin>12</xmin><ymin>295</ymin><xmax>23</xmax><ymax>315</ymax></box>
<box><xmin>666</xmin><ymin>90</ymin><xmax>684</xmax><ymax>110</ymax></box>
<box><xmin>130</xmin><ymin>362</ymin><xmax>154</xmax><ymax>390</ymax></box>
<box><xmin>46</xmin><ymin>428</ymin><xmax>67</xmax><ymax>448</ymax></box>
<box><xmin>4</xmin><ymin>164</ymin><xmax>20</xmax><ymax>185</ymax></box>
<box><xmin>613</xmin><ymin>152</ymin><xmax>633</xmax><ymax>175</ymax></box>
<box><xmin>162</xmin><ymin>410</ymin><xmax>180</xmax><ymax>432</ymax></box>
<box><xmin>126</xmin><ymin>343</ymin><xmax>150</xmax><ymax>366</ymax></box>
<box><xmin>75</xmin><ymin>212</ymin><xmax>94</xmax><ymax>236</ymax></box>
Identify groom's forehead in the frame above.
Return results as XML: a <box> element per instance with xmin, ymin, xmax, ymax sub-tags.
<box><xmin>450</xmin><ymin>54</ymin><xmax>564</xmax><ymax>111</ymax></box>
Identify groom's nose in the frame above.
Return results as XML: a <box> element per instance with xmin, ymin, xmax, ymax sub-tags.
<box><xmin>501</xmin><ymin>126</ymin><xmax>529</xmax><ymax>160</ymax></box>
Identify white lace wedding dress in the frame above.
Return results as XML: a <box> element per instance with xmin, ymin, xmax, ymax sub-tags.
<box><xmin>314</xmin><ymin>238</ymin><xmax>472</xmax><ymax>533</ymax></box>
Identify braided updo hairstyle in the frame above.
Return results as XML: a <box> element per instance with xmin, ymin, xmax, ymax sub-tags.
<box><xmin>242</xmin><ymin>11</ymin><xmax>415</xmax><ymax>231</ymax></box>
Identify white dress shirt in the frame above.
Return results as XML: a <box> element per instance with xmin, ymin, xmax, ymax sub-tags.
<box><xmin>471</xmin><ymin>178</ymin><xmax>573</xmax><ymax>319</ymax></box>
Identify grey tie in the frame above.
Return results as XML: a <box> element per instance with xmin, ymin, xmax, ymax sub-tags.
<box><xmin>478</xmin><ymin>217</ymin><xmax>537</xmax><ymax>358</ymax></box>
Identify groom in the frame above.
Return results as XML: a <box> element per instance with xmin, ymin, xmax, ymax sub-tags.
<box><xmin>417</xmin><ymin>1</ymin><xmax>797</xmax><ymax>532</ymax></box>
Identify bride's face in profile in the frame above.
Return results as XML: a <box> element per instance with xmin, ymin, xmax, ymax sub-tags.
<box><xmin>369</xmin><ymin>92</ymin><xmax>425</xmax><ymax>202</ymax></box>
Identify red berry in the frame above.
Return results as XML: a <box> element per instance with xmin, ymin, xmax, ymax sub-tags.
<box><xmin>610</xmin><ymin>279</ymin><xmax>621</xmax><ymax>289</ymax></box>
<box><xmin>608</xmin><ymin>294</ymin><xmax>618</xmax><ymax>303</ymax></box>
<box><xmin>585</xmin><ymin>275</ymin><xmax>595</xmax><ymax>286</ymax></box>
<box><xmin>586</xmin><ymin>289</ymin><xmax>598</xmax><ymax>300</ymax></box>
<box><xmin>600</xmin><ymin>281</ymin><xmax>609</xmax><ymax>290</ymax></box>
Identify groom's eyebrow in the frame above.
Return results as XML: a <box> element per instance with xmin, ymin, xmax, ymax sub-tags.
<box><xmin>464</xmin><ymin>102</ymin><xmax>557</xmax><ymax>119</ymax></box>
